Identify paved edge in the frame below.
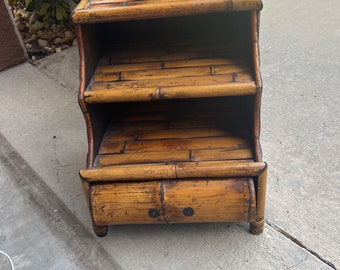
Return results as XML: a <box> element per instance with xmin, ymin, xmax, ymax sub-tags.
<box><xmin>0</xmin><ymin>132</ymin><xmax>123</xmax><ymax>270</ymax></box>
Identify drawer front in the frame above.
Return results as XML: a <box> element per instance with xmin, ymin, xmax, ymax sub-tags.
<box><xmin>163</xmin><ymin>179</ymin><xmax>256</xmax><ymax>223</ymax></box>
<box><xmin>90</xmin><ymin>178</ymin><xmax>256</xmax><ymax>226</ymax></box>
<box><xmin>90</xmin><ymin>181</ymin><xmax>164</xmax><ymax>225</ymax></box>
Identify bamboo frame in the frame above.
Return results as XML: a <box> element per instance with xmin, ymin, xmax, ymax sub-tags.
<box><xmin>84</xmin><ymin>82</ymin><xmax>256</xmax><ymax>103</ymax></box>
<box><xmin>250</xmin><ymin>165</ymin><xmax>267</xmax><ymax>234</ymax></box>
<box><xmin>251</xmin><ymin>10</ymin><xmax>263</xmax><ymax>162</ymax></box>
<box><xmin>72</xmin><ymin>0</ymin><xmax>263</xmax><ymax>24</ymax></box>
<box><xmin>80</xmin><ymin>161</ymin><xmax>266</xmax><ymax>182</ymax></box>
<box><xmin>73</xmin><ymin>2</ymin><xmax>267</xmax><ymax>236</ymax></box>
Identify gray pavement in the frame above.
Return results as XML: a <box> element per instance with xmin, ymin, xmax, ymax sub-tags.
<box><xmin>0</xmin><ymin>0</ymin><xmax>339</xmax><ymax>269</ymax></box>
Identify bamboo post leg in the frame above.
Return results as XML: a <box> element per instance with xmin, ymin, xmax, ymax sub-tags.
<box><xmin>250</xmin><ymin>165</ymin><xmax>267</xmax><ymax>234</ymax></box>
<box><xmin>93</xmin><ymin>224</ymin><xmax>108</xmax><ymax>237</ymax></box>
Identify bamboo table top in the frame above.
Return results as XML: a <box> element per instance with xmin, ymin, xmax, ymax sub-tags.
<box><xmin>72</xmin><ymin>0</ymin><xmax>263</xmax><ymax>23</ymax></box>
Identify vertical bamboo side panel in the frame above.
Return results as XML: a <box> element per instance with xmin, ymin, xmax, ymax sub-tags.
<box><xmin>250</xmin><ymin>165</ymin><xmax>267</xmax><ymax>234</ymax></box>
<box><xmin>249</xmin><ymin>11</ymin><xmax>267</xmax><ymax>235</ymax></box>
<box><xmin>77</xmin><ymin>24</ymin><xmax>104</xmax><ymax>168</ymax></box>
<box><xmin>77</xmin><ymin>24</ymin><xmax>105</xmax><ymax>207</ymax></box>
<box><xmin>251</xmin><ymin>10</ymin><xmax>263</xmax><ymax>162</ymax></box>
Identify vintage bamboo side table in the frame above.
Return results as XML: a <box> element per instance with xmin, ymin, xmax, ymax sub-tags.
<box><xmin>71</xmin><ymin>0</ymin><xmax>267</xmax><ymax>237</ymax></box>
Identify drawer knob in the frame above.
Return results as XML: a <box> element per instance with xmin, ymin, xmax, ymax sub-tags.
<box><xmin>148</xmin><ymin>209</ymin><xmax>160</xmax><ymax>218</ymax></box>
<box><xmin>183</xmin><ymin>207</ymin><xmax>195</xmax><ymax>217</ymax></box>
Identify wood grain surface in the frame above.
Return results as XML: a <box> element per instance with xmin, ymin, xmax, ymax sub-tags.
<box><xmin>72</xmin><ymin>0</ymin><xmax>263</xmax><ymax>23</ymax></box>
<box><xmin>90</xmin><ymin>178</ymin><xmax>256</xmax><ymax>225</ymax></box>
<box><xmin>83</xmin><ymin>37</ymin><xmax>255</xmax><ymax>103</ymax></box>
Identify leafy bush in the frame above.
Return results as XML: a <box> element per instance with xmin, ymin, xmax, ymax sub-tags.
<box><xmin>24</xmin><ymin>0</ymin><xmax>79</xmax><ymax>21</ymax></box>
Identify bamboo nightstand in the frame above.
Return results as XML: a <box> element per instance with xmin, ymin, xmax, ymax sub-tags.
<box><xmin>71</xmin><ymin>0</ymin><xmax>267</xmax><ymax>237</ymax></box>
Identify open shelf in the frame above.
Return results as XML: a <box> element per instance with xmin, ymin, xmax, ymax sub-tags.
<box><xmin>79</xmin><ymin>97</ymin><xmax>265</xmax><ymax>183</ymax></box>
<box><xmin>84</xmin><ymin>37</ymin><xmax>256</xmax><ymax>103</ymax></box>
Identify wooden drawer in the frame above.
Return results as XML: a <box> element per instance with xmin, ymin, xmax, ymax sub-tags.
<box><xmin>90</xmin><ymin>182</ymin><xmax>164</xmax><ymax>225</ymax></box>
<box><xmin>90</xmin><ymin>178</ymin><xmax>256</xmax><ymax>226</ymax></box>
<box><xmin>164</xmin><ymin>179</ymin><xmax>256</xmax><ymax>223</ymax></box>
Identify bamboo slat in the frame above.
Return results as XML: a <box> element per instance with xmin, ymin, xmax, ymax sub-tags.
<box><xmin>97</xmin><ymin>150</ymin><xmax>190</xmax><ymax>166</ymax></box>
<box><xmin>191</xmin><ymin>148</ymin><xmax>253</xmax><ymax>161</ymax></box>
<box><xmin>97</xmin><ymin>147</ymin><xmax>253</xmax><ymax>166</ymax></box>
<box><xmin>164</xmin><ymin>179</ymin><xmax>256</xmax><ymax>223</ymax></box>
<box><xmin>80</xmin><ymin>161</ymin><xmax>266</xmax><ymax>182</ymax></box>
<box><xmin>139</xmin><ymin>128</ymin><xmax>232</xmax><ymax>141</ymax></box>
<box><xmin>123</xmin><ymin>137</ymin><xmax>249</xmax><ymax>154</ymax></box>
<box><xmin>103</xmin><ymin>129</ymin><xmax>139</xmax><ymax>141</ymax></box>
<box><xmin>89</xmin><ymin>73</ymin><xmax>253</xmax><ymax>93</ymax></box>
<box><xmin>72</xmin><ymin>0</ymin><xmax>263</xmax><ymax>23</ymax></box>
<box><xmin>84</xmin><ymin>82</ymin><xmax>255</xmax><ymax>103</ymax></box>
<box><xmin>159</xmin><ymin>82</ymin><xmax>256</xmax><ymax>100</ymax></box>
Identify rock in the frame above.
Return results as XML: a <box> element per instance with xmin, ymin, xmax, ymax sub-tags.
<box><xmin>51</xmin><ymin>24</ymin><xmax>57</xmax><ymax>32</ymax></box>
<box><xmin>72</xmin><ymin>38</ymin><xmax>78</xmax><ymax>46</ymax></box>
<box><xmin>36</xmin><ymin>30</ymin><xmax>44</xmax><ymax>38</ymax></box>
<box><xmin>14</xmin><ymin>14</ymin><xmax>22</xmax><ymax>23</ymax></box>
<box><xmin>56</xmin><ymin>23</ymin><xmax>64</xmax><ymax>30</ymax></box>
<box><xmin>25</xmin><ymin>43</ymin><xmax>33</xmax><ymax>50</ymax></box>
<box><xmin>53</xmin><ymin>38</ymin><xmax>62</xmax><ymax>45</ymax></box>
<box><xmin>31</xmin><ymin>21</ymin><xmax>47</xmax><ymax>31</ymax></box>
<box><xmin>24</xmin><ymin>34</ymin><xmax>37</xmax><ymax>43</ymax></box>
<box><xmin>48</xmin><ymin>18</ymin><xmax>56</xmax><ymax>25</ymax></box>
<box><xmin>38</xmin><ymin>39</ymin><xmax>48</xmax><ymax>47</ymax></box>
<box><xmin>29</xmin><ymin>12</ymin><xmax>38</xmax><ymax>24</ymax></box>
<box><xmin>61</xmin><ymin>31</ymin><xmax>74</xmax><ymax>43</ymax></box>
<box><xmin>21</xmin><ymin>11</ymin><xmax>30</xmax><ymax>20</ymax></box>
<box><xmin>56</xmin><ymin>47</ymin><xmax>62</xmax><ymax>53</ymax></box>
<box><xmin>44</xmin><ymin>47</ymin><xmax>53</xmax><ymax>52</ymax></box>
<box><xmin>64</xmin><ymin>30</ymin><xmax>74</xmax><ymax>40</ymax></box>
<box><xmin>44</xmin><ymin>23</ymin><xmax>50</xmax><ymax>30</ymax></box>
<box><xmin>17</xmin><ymin>22</ymin><xmax>26</xmax><ymax>32</ymax></box>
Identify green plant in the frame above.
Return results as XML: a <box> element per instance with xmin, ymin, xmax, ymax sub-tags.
<box><xmin>24</xmin><ymin>0</ymin><xmax>79</xmax><ymax>21</ymax></box>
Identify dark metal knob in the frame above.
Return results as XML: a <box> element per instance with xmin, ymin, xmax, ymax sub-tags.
<box><xmin>148</xmin><ymin>209</ymin><xmax>160</xmax><ymax>218</ymax></box>
<box><xmin>183</xmin><ymin>207</ymin><xmax>195</xmax><ymax>217</ymax></box>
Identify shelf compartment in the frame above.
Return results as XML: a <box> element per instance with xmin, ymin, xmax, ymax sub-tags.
<box><xmin>84</xmin><ymin>38</ymin><xmax>255</xmax><ymax>103</ymax></box>
<box><xmin>81</xmin><ymin>86</ymin><xmax>266</xmax><ymax>232</ymax></box>
<box><xmin>79</xmin><ymin>97</ymin><xmax>265</xmax><ymax>182</ymax></box>
<box><xmin>72</xmin><ymin>0</ymin><xmax>263</xmax><ymax>24</ymax></box>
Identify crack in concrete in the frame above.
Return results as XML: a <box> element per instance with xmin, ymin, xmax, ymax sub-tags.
<box><xmin>265</xmin><ymin>219</ymin><xmax>336</xmax><ymax>269</ymax></box>
<box><xmin>31</xmin><ymin>62</ymin><xmax>70</xmax><ymax>90</ymax></box>
<box><xmin>286</xmin><ymin>255</ymin><xmax>308</xmax><ymax>269</ymax></box>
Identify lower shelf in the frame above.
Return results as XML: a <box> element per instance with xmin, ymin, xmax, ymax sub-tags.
<box><xmin>97</xmin><ymin>97</ymin><xmax>254</xmax><ymax>167</ymax></box>
<box><xmin>90</xmin><ymin>178</ymin><xmax>256</xmax><ymax>226</ymax></box>
<box><xmin>79</xmin><ymin>97</ymin><xmax>267</xmax><ymax>236</ymax></box>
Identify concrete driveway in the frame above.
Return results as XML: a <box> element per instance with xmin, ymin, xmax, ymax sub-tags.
<box><xmin>0</xmin><ymin>0</ymin><xmax>339</xmax><ymax>269</ymax></box>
